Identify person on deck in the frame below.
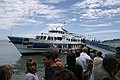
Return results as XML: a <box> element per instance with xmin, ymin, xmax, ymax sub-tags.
<box><xmin>54</xmin><ymin>49</ymin><xmax>64</xmax><ymax>68</ymax></box>
<box><xmin>105</xmin><ymin>47</ymin><xmax>120</xmax><ymax>74</ymax></box>
<box><xmin>90</xmin><ymin>51</ymin><xmax>103</xmax><ymax>80</ymax></box>
<box><xmin>94</xmin><ymin>57</ymin><xmax>118</xmax><ymax>80</ymax></box>
<box><xmin>65</xmin><ymin>52</ymin><xmax>84</xmax><ymax>80</ymax></box>
<box><xmin>115</xmin><ymin>70</ymin><xmax>120</xmax><ymax>80</ymax></box>
<box><xmin>76</xmin><ymin>47</ymin><xmax>93</xmax><ymax>80</ymax></box>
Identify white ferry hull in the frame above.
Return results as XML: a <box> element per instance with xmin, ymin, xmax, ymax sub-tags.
<box><xmin>8</xmin><ymin>36</ymin><xmax>84</xmax><ymax>55</ymax></box>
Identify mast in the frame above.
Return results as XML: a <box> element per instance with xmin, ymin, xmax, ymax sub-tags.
<box><xmin>10</xmin><ymin>28</ymin><xmax>13</xmax><ymax>35</ymax></box>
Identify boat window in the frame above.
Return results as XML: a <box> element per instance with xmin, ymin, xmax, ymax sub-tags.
<box><xmin>51</xmin><ymin>37</ymin><xmax>53</xmax><ymax>40</ymax></box>
<box><xmin>71</xmin><ymin>39</ymin><xmax>77</xmax><ymax>42</ymax></box>
<box><xmin>78</xmin><ymin>39</ymin><xmax>80</xmax><ymax>42</ymax></box>
<box><xmin>61</xmin><ymin>31</ymin><xmax>64</xmax><ymax>34</ymax></box>
<box><xmin>35</xmin><ymin>35</ymin><xmax>40</xmax><ymax>39</ymax></box>
<box><xmin>40</xmin><ymin>36</ymin><xmax>43</xmax><ymax>39</ymax></box>
<box><xmin>43</xmin><ymin>36</ymin><xmax>46</xmax><ymax>40</ymax></box>
<box><xmin>66</xmin><ymin>38</ymin><xmax>70</xmax><ymax>41</ymax></box>
<box><xmin>54</xmin><ymin>37</ymin><xmax>57</xmax><ymax>40</ymax></box>
<box><xmin>57</xmin><ymin>37</ymin><xmax>62</xmax><ymax>40</ymax></box>
<box><xmin>47</xmin><ymin>37</ymin><xmax>53</xmax><ymax>40</ymax></box>
<box><xmin>49</xmin><ymin>30</ymin><xmax>58</xmax><ymax>33</ymax></box>
<box><xmin>47</xmin><ymin>37</ymin><xmax>50</xmax><ymax>40</ymax></box>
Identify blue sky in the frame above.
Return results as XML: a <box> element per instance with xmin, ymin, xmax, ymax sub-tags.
<box><xmin>0</xmin><ymin>0</ymin><xmax>120</xmax><ymax>41</ymax></box>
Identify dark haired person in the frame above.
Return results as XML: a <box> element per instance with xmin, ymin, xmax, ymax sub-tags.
<box><xmin>94</xmin><ymin>57</ymin><xmax>118</xmax><ymax>80</ymax></box>
<box><xmin>105</xmin><ymin>47</ymin><xmax>120</xmax><ymax>74</ymax></box>
<box><xmin>116</xmin><ymin>47</ymin><xmax>120</xmax><ymax>53</ymax></box>
<box><xmin>54</xmin><ymin>49</ymin><xmax>64</xmax><ymax>68</ymax></box>
<box><xmin>53</xmin><ymin>68</ymin><xmax>78</xmax><ymax>80</ymax></box>
<box><xmin>65</xmin><ymin>53</ymin><xmax>83</xmax><ymax>80</ymax></box>
<box><xmin>42</xmin><ymin>50</ymin><xmax>61</xmax><ymax>80</ymax></box>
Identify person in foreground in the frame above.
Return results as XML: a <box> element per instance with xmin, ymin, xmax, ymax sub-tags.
<box><xmin>54</xmin><ymin>49</ymin><xmax>64</xmax><ymax>68</ymax></box>
<box><xmin>0</xmin><ymin>64</ymin><xmax>13</xmax><ymax>80</ymax></box>
<box><xmin>94</xmin><ymin>57</ymin><xmax>118</xmax><ymax>80</ymax></box>
<box><xmin>53</xmin><ymin>68</ymin><xmax>78</xmax><ymax>80</ymax></box>
<box><xmin>25</xmin><ymin>58</ymin><xmax>40</xmax><ymax>80</ymax></box>
<box><xmin>76</xmin><ymin>47</ymin><xmax>93</xmax><ymax>80</ymax></box>
<box><xmin>90</xmin><ymin>51</ymin><xmax>103</xmax><ymax>80</ymax></box>
<box><xmin>115</xmin><ymin>70</ymin><xmax>120</xmax><ymax>80</ymax></box>
<box><xmin>42</xmin><ymin>50</ymin><xmax>61</xmax><ymax>80</ymax></box>
<box><xmin>65</xmin><ymin>52</ymin><xmax>84</xmax><ymax>80</ymax></box>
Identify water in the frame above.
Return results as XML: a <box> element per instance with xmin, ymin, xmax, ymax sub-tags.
<box><xmin>0</xmin><ymin>40</ymin><xmax>67</xmax><ymax>80</ymax></box>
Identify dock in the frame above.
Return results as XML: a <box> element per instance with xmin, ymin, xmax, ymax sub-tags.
<box><xmin>86</xmin><ymin>44</ymin><xmax>115</xmax><ymax>57</ymax></box>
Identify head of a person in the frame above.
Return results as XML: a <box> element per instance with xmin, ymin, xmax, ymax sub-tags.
<box><xmin>53</xmin><ymin>68</ymin><xmax>78</xmax><ymax>80</ymax></box>
<box><xmin>102</xmin><ymin>57</ymin><xmax>118</xmax><ymax>72</ymax></box>
<box><xmin>42</xmin><ymin>50</ymin><xmax>57</xmax><ymax>68</ymax></box>
<box><xmin>0</xmin><ymin>64</ymin><xmax>13</xmax><ymax>80</ymax></box>
<box><xmin>66</xmin><ymin>52</ymin><xmax>76</xmax><ymax>65</ymax></box>
<box><xmin>116</xmin><ymin>47</ymin><xmax>120</xmax><ymax>54</ymax></box>
<box><xmin>58</xmin><ymin>49</ymin><xmax>62</xmax><ymax>58</ymax></box>
<box><xmin>26</xmin><ymin>58</ymin><xmax>37</xmax><ymax>74</ymax></box>
<box><xmin>75</xmin><ymin>49</ymin><xmax>82</xmax><ymax>57</ymax></box>
<box><xmin>82</xmin><ymin>47</ymin><xmax>88</xmax><ymax>53</ymax></box>
<box><xmin>97</xmin><ymin>51</ymin><xmax>102</xmax><ymax>57</ymax></box>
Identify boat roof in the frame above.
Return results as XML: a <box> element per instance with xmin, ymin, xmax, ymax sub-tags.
<box><xmin>48</xmin><ymin>27</ymin><xmax>68</xmax><ymax>33</ymax></box>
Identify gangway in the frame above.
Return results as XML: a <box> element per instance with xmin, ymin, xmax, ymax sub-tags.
<box><xmin>86</xmin><ymin>44</ymin><xmax>115</xmax><ymax>57</ymax></box>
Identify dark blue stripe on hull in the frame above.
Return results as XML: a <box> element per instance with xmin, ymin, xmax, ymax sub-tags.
<box><xmin>8</xmin><ymin>36</ymin><xmax>23</xmax><ymax>44</ymax></box>
<box><xmin>33</xmin><ymin>43</ymin><xmax>50</xmax><ymax>48</ymax></box>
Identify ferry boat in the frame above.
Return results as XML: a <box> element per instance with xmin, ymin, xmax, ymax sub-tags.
<box><xmin>8</xmin><ymin>27</ymin><xmax>85</xmax><ymax>55</ymax></box>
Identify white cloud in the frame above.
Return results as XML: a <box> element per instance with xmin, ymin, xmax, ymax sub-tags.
<box><xmin>85</xmin><ymin>29</ymin><xmax>120</xmax><ymax>34</ymax></box>
<box><xmin>73</xmin><ymin>0</ymin><xmax>120</xmax><ymax>19</ymax></box>
<box><xmin>46</xmin><ymin>23</ymin><xmax>65</xmax><ymax>27</ymax></box>
<box><xmin>81</xmin><ymin>23</ymin><xmax>112</xmax><ymax>27</ymax></box>
<box><xmin>0</xmin><ymin>0</ymin><xmax>65</xmax><ymax>30</ymax></box>
<box><xmin>40</xmin><ymin>0</ymin><xmax>66</xmax><ymax>4</ymax></box>
<box><xmin>84</xmin><ymin>28</ymin><xmax>94</xmax><ymax>31</ymax></box>
<box><xmin>68</xmin><ymin>18</ymin><xmax>77</xmax><ymax>22</ymax></box>
<box><xmin>103</xmin><ymin>0</ymin><xmax>120</xmax><ymax>6</ymax></box>
<box><xmin>74</xmin><ymin>0</ymin><xmax>120</xmax><ymax>9</ymax></box>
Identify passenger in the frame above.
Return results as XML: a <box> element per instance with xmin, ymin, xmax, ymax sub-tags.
<box><xmin>53</xmin><ymin>68</ymin><xmax>78</xmax><ymax>80</ymax></box>
<box><xmin>0</xmin><ymin>64</ymin><xmax>13</xmax><ymax>80</ymax></box>
<box><xmin>25</xmin><ymin>58</ymin><xmax>39</xmax><ymax>80</ymax></box>
<box><xmin>55</xmin><ymin>49</ymin><xmax>64</xmax><ymax>68</ymax></box>
<box><xmin>114</xmin><ymin>47</ymin><xmax>120</xmax><ymax>74</ymax></box>
<box><xmin>94</xmin><ymin>57</ymin><xmax>118</xmax><ymax>80</ymax></box>
<box><xmin>105</xmin><ymin>47</ymin><xmax>120</xmax><ymax>74</ymax></box>
<box><xmin>115</xmin><ymin>70</ymin><xmax>120</xmax><ymax>80</ymax></box>
<box><xmin>90</xmin><ymin>51</ymin><xmax>103</xmax><ymax>80</ymax></box>
<box><xmin>116</xmin><ymin>47</ymin><xmax>120</xmax><ymax>55</ymax></box>
<box><xmin>42</xmin><ymin>50</ymin><xmax>62</xmax><ymax>80</ymax></box>
<box><xmin>93</xmin><ymin>51</ymin><xmax>103</xmax><ymax>72</ymax></box>
<box><xmin>75</xmin><ymin>48</ymin><xmax>82</xmax><ymax>58</ymax></box>
<box><xmin>65</xmin><ymin>52</ymin><xmax>84</xmax><ymax>80</ymax></box>
<box><xmin>76</xmin><ymin>47</ymin><xmax>93</xmax><ymax>80</ymax></box>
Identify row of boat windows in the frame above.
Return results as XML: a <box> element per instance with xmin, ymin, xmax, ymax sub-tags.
<box><xmin>49</xmin><ymin>30</ymin><xmax>65</xmax><ymax>34</ymax></box>
<box><xmin>35</xmin><ymin>36</ymin><xmax>81</xmax><ymax>42</ymax></box>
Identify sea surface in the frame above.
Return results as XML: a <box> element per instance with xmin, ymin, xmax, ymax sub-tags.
<box><xmin>0</xmin><ymin>40</ymin><xmax>67</xmax><ymax>80</ymax></box>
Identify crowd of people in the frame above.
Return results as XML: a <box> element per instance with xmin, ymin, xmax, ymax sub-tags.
<box><xmin>0</xmin><ymin>46</ymin><xmax>120</xmax><ymax>80</ymax></box>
